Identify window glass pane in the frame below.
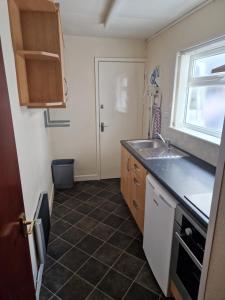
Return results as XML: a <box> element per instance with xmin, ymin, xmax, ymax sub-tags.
<box><xmin>193</xmin><ymin>52</ymin><xmax>225</xmax><ymax>77</ymax></box>
<box><xmin>185</xmin><ymin>86</ymin><xmax>225</xmax><ymax>134</ymax></box>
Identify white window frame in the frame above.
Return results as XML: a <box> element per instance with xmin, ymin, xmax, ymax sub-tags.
<box><xmin>171</xmin><ymin>37</ymin><xmax>225</xmax><ymax>144</ymax></box>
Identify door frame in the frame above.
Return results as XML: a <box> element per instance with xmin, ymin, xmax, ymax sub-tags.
<box><xmin>95</xmin><ymin>57</ymin><xmax>146</xmax><ymax>179</ymax></box>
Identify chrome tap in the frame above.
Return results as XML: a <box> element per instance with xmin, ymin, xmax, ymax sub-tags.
<box><xmin>156</xmin><ymin>133</ymin><xmax>171</xmax><ymax>149</ymax></box>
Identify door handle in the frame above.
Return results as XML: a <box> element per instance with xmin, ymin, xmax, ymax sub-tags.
<box><xmin>100</xmin><ymin>122</ymin><xmax>109</xmax><ymax>132</ymax></box>
<box><xmin>19</xmin><ymin>213</ymin><xmax>35</xmax><ymax>237</ymax></box>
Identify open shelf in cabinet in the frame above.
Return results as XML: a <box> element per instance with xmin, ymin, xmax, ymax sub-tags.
<box><xmin>8</xmin><ymin>0</ymin><xmax>66</xmax><ymax>108</ymax></box>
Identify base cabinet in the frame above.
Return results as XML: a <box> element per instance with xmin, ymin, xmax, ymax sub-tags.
<box><xmin>121</xmin><ymin>146</ymin><xmax>147</xmax><ymax>233</ymax></box>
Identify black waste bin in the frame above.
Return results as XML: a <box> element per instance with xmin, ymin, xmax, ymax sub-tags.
<box><xmin>51</xmin><ymin>159</ymin><xmax>74</xmax><ymax>189</ymax></box>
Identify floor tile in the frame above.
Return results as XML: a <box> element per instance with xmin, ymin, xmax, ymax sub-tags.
<box><xmin>124</xmin><ymin>282</ymin><xmax>159</xmax><ymax>300</ymax></box>
<box><xmin>108</xmin><ymin>231</ymin><xmax>133</xmax><ymax>250</ymax></box>
<box><xmin>57</xmin><ymin>275</ymin><xmax>93</xmax><ymax>300</ymax></box>
<box><xmin>77</xmin><ymin>192</ymin><xmax>93</xmax><ymax>201</ymax></box>
<box><xmin>87</xmin><ymin>289</ymin><xmax>112</xmax><ymax>300</ymax></box>
<box><xmin>54</xmin><ymin>193</ymin><xmax>69</xmax><ymax>204</ymax></box>
<box><xmin>126</xmin><ymin>239</ymin><xmax>146</xmax><ymax>260</ymax></box>
<box><xmin>97</xmin><ymin>190</ymin><xmax>114</xmax><ymax>199</ymax></box>
<box><xmin>52</xmin><ymin>205</ymin><xmax>70</xmax><ymax>218</ymax></box>
<box><xmin>119</xmin><ymin>219</ymin><xmax>140</xmax><ymax>238</ymax></box>
<box><xmin>40</xmin><ymin>286</ymin><xmax>54</xmax><ymax>300</ymax></box>
<box><xmin>136</xmin><ymin>264</ymin><xmax>162</xmax><ymax>295</ymax></box>
<box><xmin>77</xmin><ymin>257</ymin><xmax>109</xmax><ymax>285</ymax></box>
<box><xmin>59</xmin><ymin>247</ymin><xmax>89</xmax><ymax>272</ymax></box>
<box><xmin>99</xmin><ymin>200</ymin><xmax>118</xmax><ymax>213</ymax></box>
<box><xmin>62</xmin><ymin>210</ymin><xmax>84</xmax><ymax>225</ymax></box>
<box><xmin>49</xmin><ymin>232</ymin><xmax>57</xmax><ymax>244</ymax></box>
<box><xmin>61</xmin><ymin>226</ymin><xmax>87</xmax><ymax>245</ymax></box>
<box><xmin>85</xmin><ymin>185</ymin><xmax>103</xmax><ymax>195</ymax></box>
<box><xmin>103</xmin><ymin>214</ymin><xmax>124</xmax><ymax>229</ymax></box>
<box><xmin>44</xmin><ymin>255</ymin><xmax>56</xmax><ymax>272</ymax></box>
<box><xmin>105</xmin><ymin>183</ymin><xmax>121</xmax><ymax>194</ymax></box>
<box><xmin>93</xmin><ymin>243</ymin><xmax>122</xmax><ymax>266</ymax></box>
<box><xmin>76</xmin><ymin>203</ymin><xmax>94</xmax><ymax>214</ymax></box>
<box><xmin>63</xmin><ymin>197</ymin><xmax>82</xmax><ymax>209</ymax></box>
<box><xmin>51</xmin><ymin>220</ymin><xmax>71</xmax><ymax>236</ymax></box>
<box><xmin>113</xmin><ymin>253</ymin><xmax>144</xmax><ymax>280</ymax></box>
<box><xmin>76</xmin><ymin>216</ymin><xmax>99</xmax><ymax>233</ymax></box>
<box><xmin>85</xmin><ymin>196</ymin><xmax>104</xmax><ymax>208</ymax></box>
<box><xmin>93</xmin><ymin>181</ymin><xmax>109</xmax><ymax>189</ymax></box>
<box><xmin>48</xmin><ymin>238</ymin><xmax>72</xmax><ymax>260</ymax></box>
<box><xmin>76</xmin><ymin>234</ymin><xmax>103</xmax><ymax>255</ymax></box>
<box><xmin>90</xmin><ymin>223</ymin><xmax>115</xmax><ymax>241</ymax></box>
<box><xmin>50</xmin><ymin>215</ymin><xmax>59</xmax><ymax>225</ymax></box>
<box><xmin>89</xmin><ymin>208</ymin><xmax>109</xmax><ymax>222</ymax></box>
<box><xmin>109</xmin><ymin>193</ymin><xmax>124</xmax><ymax>204</ymax></box>
<box><xmin>98</xmin><ymin>269</ymin><xmax>132</xmax><ymax>300</ymax></box>
<box><xmin>113</xmin><ymin>204</ymin><xmax>130</xmax><ymax>219</ymax></box>
<box><xmin>43</xmin><ymin>263</ymin><xmax>73</xmax><ymax>293</ymax></box>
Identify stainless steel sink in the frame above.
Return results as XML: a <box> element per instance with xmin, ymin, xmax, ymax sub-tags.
<box><xmin>127</xmin><ymin>139</ymin><xmax>188</xmax><ymax>160</ymax></box>
<box><xmin>127</xmin><ymin>139</ymin><xmax>163</xmax><ymax>150</ymax></box>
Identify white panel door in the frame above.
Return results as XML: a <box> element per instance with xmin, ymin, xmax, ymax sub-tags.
<box><xmin>98</xmin><ymin>61</ymin><xmax>144</xmax><ymax>179</ymax></box>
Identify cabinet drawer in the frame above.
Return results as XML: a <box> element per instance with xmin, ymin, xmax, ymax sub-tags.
<box><xmin>131</xmin><ymin>156</ymin><xmax>147</xmax><ymax>180</ymax></box>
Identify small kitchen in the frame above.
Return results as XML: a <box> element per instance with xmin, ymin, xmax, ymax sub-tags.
<box><xmin>0</xmin><ymin>0</ymin><xmax>225</xmax><ymax>300</ymax></box>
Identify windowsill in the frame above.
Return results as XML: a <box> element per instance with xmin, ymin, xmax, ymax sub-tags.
<box><xmin>169</xmin><ymin>126</ymin><xmax>221</xmax><ymax>146</ymax></box>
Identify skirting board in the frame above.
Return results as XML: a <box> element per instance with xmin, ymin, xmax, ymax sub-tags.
<box><xmin>74</xmin><ymin>174</ymin><xmax>99</xmax><ymax>182</ymax></box>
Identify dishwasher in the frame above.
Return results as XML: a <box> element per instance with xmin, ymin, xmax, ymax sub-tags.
<box><xmin>143</xmin><ymin>174</ymin><xmax>177</xmax><ymax>297</ymax></box>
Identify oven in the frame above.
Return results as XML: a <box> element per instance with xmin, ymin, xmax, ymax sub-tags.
<box><xmin>171</xmin><ymin>205</ymin><xmax>206</xmax><ymax>300</ymax></box>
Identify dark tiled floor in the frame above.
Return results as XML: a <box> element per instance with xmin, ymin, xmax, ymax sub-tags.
<box><xmin>41</xmin><ymin>179</ymin><xmax>165</xmax><ymax>300</ymax></box>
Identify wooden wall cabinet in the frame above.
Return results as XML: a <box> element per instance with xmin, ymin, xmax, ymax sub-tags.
<box><xmin>121</xmin><ymin>146</ymin><xmax>147</xmax><ymax>233</ymax></box>
<box><xmin>8</xmin><ymin>0</ymin><xmax>66</xmax><ymax>108</ymax></box>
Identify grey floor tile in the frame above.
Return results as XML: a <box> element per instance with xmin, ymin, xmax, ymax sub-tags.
<box><xmin>62</xmin><ymin>210</ymin><xmax>84</xmax><ymax>225</ymax></box>
<box><xmin>124</xmin><ymin>282</ymin><xmax>159</xmax><ymax>300</ymax></box>
<box><xmin>99</xmin><ymin>200</ymin><xmax>118</xmax><ymax>212</ymax></box>
<box><xmin>61</xmin><ymin>226</ymin><xmax>87</xmax><ymax>245</ymax></box>
<box><xmin>76</xmin><ymin>234</ymin><xmax>103</xmax><ymax>255</ymax></box>
<box><xmin>44</xmin><ymin>255</ymin><xmax>56</xmax><ymax>272</ymax></box>
<box><xmin>98</xmin><ymin>269</ymin><xmax>132</xmax><ymax>300</ymax></box>
<box><xmin>59</xmin><ymin>247</ymin><xmax>89</xmax><ymax>272</ymax></box>
<box><xmin>76</xmin><ymin>192</ymin><xmax>93</xmax><ymax>201</ymax></box>
<box><xmin>43</xmin><ymin>263</ymin><xmax>73</xmax><ymax>293</ymax></box>
<box><xmin>90</xmin><ymin>223</ymin><xmax>115</xmax><ymax>241</ymax></box>
<box><xmin>63</xmin><ymin>197</ymin><xmax>82</xmax><ymax>209</ymax></box>
<box><xmin>93</xmin><ymin>243</ymin><xmax>122</xmax><ymax>266</ymax></box>
<box><xmin>113</xmin><ymin>253</ymin><xmax>144</xmax><ymax>280</ymax></box>
<box><xmin>87</xmin><ymin>289</ymin><xmax>112</xmax><ymax>300</ymax></box>
<box><xmin>108</xmin><ymin>231</ymin><xmax>133</xmax><ymax>250</ymax></box>
<box><xmin>76</xmin><ymin>216</ymin><xmax>98</xmax><ymax>233</ymax></box>
<box><xmin>126</xmin><ymin>239</ymin><xmax>146</xmax><ymax>261</ymax></box>
<box><xmin>89</xmin><ymin>208</ymin><xmax>110</xmax><ymax>222</ymax></box>
<box><xmin>57</xmin><ymin>275</ymin><xmax>93</xmax><ymax>300</ymax></box>
<box><xmin>102</xmin><ymin>214</ymin><xmax>124</xmax><ymax>229</ymax></box>
<box><xmin>76</xmin><ymin>203</ymin><xmax>95</xmax><ymax>214</ymax></box>
<box><xmin>40</xmin><ymin>286</ymin><xmax>54</xmax><ymax>300</ymax></box>
<box><xmin>136</xmin><ymin>264</ymin><xmax>162</xmax><ymax>295</ymax></box>
<box><xmin>86</xmin><ymin>196</ymin><xmax>104</xmax><ymax>208</ymax></box>
<box><xmin>48</xmin><ymin>238</ymin><xmax>72</xmax><ymax>260</ymax></box>
<box><xmin>52</xmin><ymin>205</ymin><xmax>70</xmax><ymax>218</ymax></box>
<box><xmin>77</xmin><ymin>257</ymin><xmax>109</xmax><ymax>285</ymax></box>
<box><xmin>118</xmin><ymin>219</ymin><xmax>140</xmax><ymax>238</ymax></box>
<box><xmin>51</xmin><ymin>220</ymin><xmax>71</xmax><ymax>236</ymax></box>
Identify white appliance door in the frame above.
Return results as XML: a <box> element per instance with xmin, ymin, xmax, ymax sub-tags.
<box><xmin>98</xmin><ymin>61</ymin><xmax>144</xmax><ymax>179</ymax></box>
<box><xmin>143</xmin><ymin>175</ymin><xmax>176</xmax><ymax>296</ymax></box>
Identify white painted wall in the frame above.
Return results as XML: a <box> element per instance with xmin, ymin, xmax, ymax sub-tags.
<box><xmin>146</xmin><ymin>0</ymin><xmax>225</xmax><ymax>166</ymax></box>
<box><xmin>50</xmin><ymin>35</ymin><xmax>147</xmax><ymax>180</ymax></box>
<box><xmin>0</xmin><ymin>0</ymin><xmax>53</xmax><ymax>282</ymax></box>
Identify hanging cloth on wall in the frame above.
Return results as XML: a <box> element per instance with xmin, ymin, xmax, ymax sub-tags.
<box><xmin>152</xmin><ymin>103</ymin><xmax>161</xmax><ymax>138</ymax></box>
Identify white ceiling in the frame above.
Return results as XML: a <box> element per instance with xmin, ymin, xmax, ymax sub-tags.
<box><xmin>59</xmin><ymin>0</ymin><xmax>208</xmax><ymax>39</ymax></box>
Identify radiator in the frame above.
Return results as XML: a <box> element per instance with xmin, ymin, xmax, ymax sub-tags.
<box><xmin>34</xmin><ymin>192</ymin><xmax>51</xmax><ymax>299</ymax></box>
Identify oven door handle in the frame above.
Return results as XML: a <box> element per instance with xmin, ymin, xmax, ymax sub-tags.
<box><xmin>175</xmin><ymin>232</ymin><xmax>202</xmax><ymax>271</ymax></box>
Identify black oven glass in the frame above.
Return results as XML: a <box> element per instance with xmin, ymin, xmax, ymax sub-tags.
<box><xmin>177</xmin><ymin>245</ymin><xmax>201</xmax><ymax>300</ymax></box>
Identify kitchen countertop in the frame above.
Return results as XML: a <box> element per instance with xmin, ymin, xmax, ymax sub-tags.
<box><xmin>121</xmin><ymin>140</ymin><xmax>216</xmax><ymax>228</ymax></box>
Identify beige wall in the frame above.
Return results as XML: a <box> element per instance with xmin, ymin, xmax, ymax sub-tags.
<box><xmin>50</xmin><ymin>35</ymin><xmax>147</xmax><ymax>180</ymax></box>
<box><xmin>146</xmin><ymin>0</ymin><xmax>225</xmax><ymax>166</ymax></box>
<box><xmin>0</xmin><ymin>0</ymin><xmax>53</xmax><ymax>281</ymax></box>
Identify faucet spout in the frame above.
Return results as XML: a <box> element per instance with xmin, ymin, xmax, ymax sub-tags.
<box><xmin>156</xmin><ymin>133</ymin><xmax>166</xmax><ymax>144</ymax></box>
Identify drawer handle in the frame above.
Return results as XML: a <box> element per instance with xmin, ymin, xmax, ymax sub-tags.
<box><xmin>133</xmin><ymin>177</ymin><xmax>141</xmax><ymax>186</ymax></box>
<box><xmin>134</xmin><ymin>163</ymin><xmax>140</xmax><ymax>171</ymax></box>
<box><xmin>127</xmin><ymin>158</ymin><xmax>130</xmax><ymax>172</ymax></box>
<box><xmin>133</xmin><ymin>200</ymin><xmax>138</xmax><ymax>209</ymax></box>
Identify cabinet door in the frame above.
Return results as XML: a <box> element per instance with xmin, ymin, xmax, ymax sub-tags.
<box><xmin>121</xmin><ymin>146</ymin><xmax>131</xmax><ymax>208</ymax></box>
<box><xmin>130</xmin><ymin>172</ymin><xmax>146</xmax><ymax>232</ymax></box>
